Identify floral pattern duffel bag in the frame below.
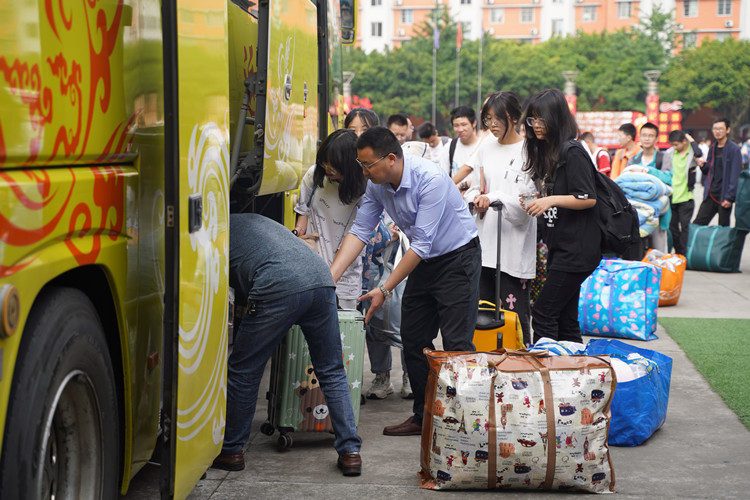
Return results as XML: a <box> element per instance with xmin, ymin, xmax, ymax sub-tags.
<box><xmin>578</xmin><ymin>258</ymin><xmax>662</xmax><ymax>341</ymax></box>
<box><xmin>419</xmin><ymin>349</ymin><xmax>616</xmax><ymax>493</ymax></box>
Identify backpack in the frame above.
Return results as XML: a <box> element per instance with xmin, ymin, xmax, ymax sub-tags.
<box><xmin>560</xmin><ymin>140</ymin><xmax>640</xmax><ymax>256</ymax></box>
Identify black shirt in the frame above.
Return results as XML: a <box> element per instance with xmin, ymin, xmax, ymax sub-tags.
<box><xmin>710</xmin><ymin>146</ymin><xmax>724</xmax><ymax>199</ymax></box>
<box><xmin>542</xmin><ymin>147</ymin><xmax>602</xmax><ymax>273</ymax></box>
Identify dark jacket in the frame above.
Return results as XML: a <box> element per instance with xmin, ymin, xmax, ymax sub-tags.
<box><xmin>701</xmin><ymin>140</ymin><xmax>743</xmax><ymax>202</ymax></box>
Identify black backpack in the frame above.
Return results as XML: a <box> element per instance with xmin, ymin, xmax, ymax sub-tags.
<box><xmin>560</xmin><ymin>140</ymin><xmax>640</xmax><ymax>256</ymax></box>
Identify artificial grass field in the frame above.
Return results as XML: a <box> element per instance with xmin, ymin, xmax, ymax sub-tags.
<box><xmin>659</xmin><ymin>317</ymin><xmax>750</xmax><ymax>430</ymax></box>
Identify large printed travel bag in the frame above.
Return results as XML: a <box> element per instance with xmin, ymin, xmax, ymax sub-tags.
<box><xmin>579</xmin><ymin>258</ymin><xmax>661</xmax><ymax>341</ymax></box>
<box><xmin>419</xmin><ymin>349</ymin><xmax>616</xmax><ymax>493</ymax></box>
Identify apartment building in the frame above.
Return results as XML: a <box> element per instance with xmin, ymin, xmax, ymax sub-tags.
<box><xmin>357</xmin><ymin>0</ymin><xmax>750</xmax><ymax>52</ymax></box>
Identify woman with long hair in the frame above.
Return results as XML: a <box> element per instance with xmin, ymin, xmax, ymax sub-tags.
<box><xmin>294</xmin><ymin>129</ymin><xmax>367</xmax><ymax>309</ymax></box>
<box><xmin>522</xmin><ymin>88</ymin><xmax>601</xmax><ymax>344</ymax></box>
<box><xmin>463</xmin><ymin>91</ymin><xmax>536</xmax><ymax>344</ymax></box>
<box><xmin>345</xmin><ymin>108</ymin><xmax>380</xmax><ymax>136</ymax></box>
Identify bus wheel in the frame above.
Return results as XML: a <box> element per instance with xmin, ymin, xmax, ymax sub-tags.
<box><xmin>0</xmin><ymin>287</ymin><xmax>120</xmax><ymax>499</ymax></box>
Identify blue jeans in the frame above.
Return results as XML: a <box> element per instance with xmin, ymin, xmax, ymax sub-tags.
<box><xmin>366</xmin><ymin>332</ymin><xmax>406</xmax><ymax>375</ymax></box>
<box><xmin>223</xmin><ymin>287</ymin><xmax>361</xmax><ymax>455</ymax></box>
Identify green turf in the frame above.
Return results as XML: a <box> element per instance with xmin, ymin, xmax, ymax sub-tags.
<box><xmin>659</xmin><ymin>317</ymin><xmax>750</xmax><ymax>430</ymax></box>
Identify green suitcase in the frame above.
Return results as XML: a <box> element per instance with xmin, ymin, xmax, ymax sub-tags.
<box><xmin>262</xmin><ymin>309</ymin><xmax>365</xmax><ymax>449</ymax></box>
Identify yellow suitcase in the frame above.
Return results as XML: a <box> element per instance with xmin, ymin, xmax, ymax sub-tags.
<box><xmin>473</xmin><ymin>300</ymin><xmax>523</xmax><ymax>350</ymax></box>
<box><xmin>470</xmin><ymin>199</ymin><xmax>525</xmax><ymax>351</ymax></box>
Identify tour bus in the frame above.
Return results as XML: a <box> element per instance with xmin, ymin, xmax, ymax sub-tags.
<box><xmin>0</xmin><ymin>0</ymin><xmax>354</xmax><ymax>498</ymax></box>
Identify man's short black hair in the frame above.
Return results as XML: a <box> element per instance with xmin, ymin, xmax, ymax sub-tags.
<box><xmin>668</xmin><ymin>130</ymin><xmax>687</xmax><ymax>143</ymax></box>
<box><xmin>640</xmin><ymin>122</ymin><xmax>659</xmax><ymax>135</ymax></box>
<box><xmin>713</xmin><ymin>117</ymin><xmax>730</xmax><ymax>129</ymax></box>
<box><xmin>417</xmin><ymin>122</ymin><xmax>437</xmax><ymax>140</ymax></box>
<box><xmin>356</xmin><ymin>126</ymin><xmax>403</xmax><ymax>159</ymax></box>
<box><xmin>579</xmin><ymin>131</ymin><xmax>595</xmax><ymax>142</ymax></box>
<box><xmin>387</xmin><ymin>113</ymin><xmax>409</xmax><ymax>128</ymax></box>
<box><xmin>450</xmin><ymin>106</ymin><xmax>476</xmax><ymax>126</ymax></box>
<box><xmin>618</xmin><ymin>123</ymin><xmax>637</xmax><ymax>140</ymax></box>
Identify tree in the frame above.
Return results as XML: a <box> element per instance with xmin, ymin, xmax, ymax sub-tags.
<box><xmin>661</xmin><ymin>38</ymin><xmax>750</xmax><ymax>138</ymax></box>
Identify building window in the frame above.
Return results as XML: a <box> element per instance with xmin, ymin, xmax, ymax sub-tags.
<box><xmin>461</xmin><ymin>0</ymin><xmax>471</xmax><ymax>4</ymax></box>
<box><xmin>401</xmin><ymin>9</ymin><xmax>413</xmax><ymax>24</ymax></box>
<box><xmin>716</xmin><ymin>32</ymin><xmax>730</xmax><ymax>41</ymax></box>
<box><xmin>371</xmin><ymin>22</ymin><xmax>382</xmax><ymax>36</ymax></box>
<box><xmin>491</xmin><ymin>8</ymin><xmax>504</xmax><ymax>23</ymax></box>
<box><xmin>682</xmin><ymin>32</ymin><xmax>697</xmax><ymax>47</ymax></box>
<box><xmin>205</xmin><ymin>11</ymin><xmax>223</xmax><ymax>26</ymax></box>
<box><xmin>551</xmin><ymin>18</ymin><xmax>563</xmax><ymax>35</ymax></box>
<box><xmin>683</xmin><ymin>0</ymin><xmax>698</xmax><ymax>17</ymax></box>
<box><xmin>717</xmin><ymin>0</ymin><xmax>732</xmax><ymax>15</ymax></box>
<box><xmin>371</xmin><ymin>0</ymin><xmax>381</xmax><ymax>5</ymax></box>
<box><xmin>582</xmin><ymin>6</ymin><xmax>597</xmax><ymax>22</ymax></box>
<box><xmin>617</xmin><ymin>2</ymin><xmax>633</xmax><ymax>18</ymax></box>
<box><xmin>520</xmin><ymin>7</ymin><xmax>534</xmax><ymax>23</ymax></box>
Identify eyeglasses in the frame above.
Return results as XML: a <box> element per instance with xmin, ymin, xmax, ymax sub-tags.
<box><xmin>321</xmin><ymin>163</ymin><xmax>339</xmax><ymax>175</ymax></box>
<box><xmin>356</xmin><ymin>154</ymin><xmax>389</xmax><ymax>170</ymax></box>
<box><xmin>483</xmin><ymin>118</ymin><xmax>502</xmax><ymax>128</ymax></box>
<box><xmin>526</xmin><ymin>117</ymin><xmax>545</xmax><ymax>127</ymax></box>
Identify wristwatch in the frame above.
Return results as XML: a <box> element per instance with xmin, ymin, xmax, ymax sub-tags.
<box><xmin>379</xmin><ymin>284</ymin><xmax>392</xmax><ymax>300</ymax></box>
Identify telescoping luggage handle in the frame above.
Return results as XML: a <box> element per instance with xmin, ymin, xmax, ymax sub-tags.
<box><xmin>468</xmin><ymin>200</ymin><xmax>504</xmax><ymax>322</ymax></box>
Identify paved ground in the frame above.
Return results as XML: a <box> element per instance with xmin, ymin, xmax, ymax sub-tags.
<box><xmin>124</xmin><ymin>203</ymin><xmax>750</xmax><ymax>499</ymax></box>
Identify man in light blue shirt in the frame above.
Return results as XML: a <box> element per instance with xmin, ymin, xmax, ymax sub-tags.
<box><xmin>331</xmin><ymin>126</ymin><xmax>481</xmax><ymax>437</ymax></box>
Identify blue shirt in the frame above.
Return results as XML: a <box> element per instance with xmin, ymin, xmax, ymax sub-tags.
<box><xmin>350</xmin><ymin>154</ymin><xmax>478</xmax><ymax>260</ymax></box>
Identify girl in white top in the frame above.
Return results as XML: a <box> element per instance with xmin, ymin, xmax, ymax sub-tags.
<box><xmin>294</xmin><ymin>129</ymin><xmax>367</xmax><ymax>309</ymax></box>
<box><xmin>463</xmin><ymin>91</ymin><xmax>537</xmax><ymax>344</ymax></box>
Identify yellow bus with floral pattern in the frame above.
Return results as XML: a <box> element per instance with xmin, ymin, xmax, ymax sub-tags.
<box><xmin>0</xmin><ymin>0</ymin><xmax>354</xmax><ymax>498</ymax></box>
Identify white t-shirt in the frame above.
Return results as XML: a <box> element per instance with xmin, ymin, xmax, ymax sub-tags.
<box><xmin>295</xmin><ymin>165</ymin><xmax>363</xmax><ymax>301</ymax></box>
<box><xmin>426</xmin><ymin>140</ymin><xmax>444</xmax><ymax>164</ymax></box>
<box><xmin>463</xmin><ymin>139</ymin><xmax>537</xmax><ymax>279</ymax></box>
<box><xmin>439</xmin><ymin>137</ymin><xmax>481</xmax><ymax>178</ymax></box>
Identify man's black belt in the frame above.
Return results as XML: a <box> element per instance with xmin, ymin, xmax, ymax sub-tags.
<box><xmin>422</xmin><ymin>236</ymin><xmax>479</xmax><ymax>264</ymax></box>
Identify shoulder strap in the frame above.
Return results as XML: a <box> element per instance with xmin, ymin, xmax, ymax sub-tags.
<box><xmin>448</xmin><ymin>137</ymin><xmax>459</xmax><ymax>168</ymax></box>
<box><xmin>307</xmin><ymin>184</ymin><xmax>318</xmax><ymax>207</ymax></box>
<box><xmin>655</xmin><ymin>151</ymin><xmax>664</xmax><ymax>170</ymax></box>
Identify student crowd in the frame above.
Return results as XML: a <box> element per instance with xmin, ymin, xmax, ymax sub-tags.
<box><xmin>213</xmin><ymin>89</ymin><xmax>748</xmax><ymax>478</ymax></box>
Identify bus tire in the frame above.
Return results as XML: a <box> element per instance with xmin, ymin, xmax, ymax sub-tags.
<box><xmin>0</xmin><ymin>287</ymin><xmax>120</xmax><ymax>499</ymax></box>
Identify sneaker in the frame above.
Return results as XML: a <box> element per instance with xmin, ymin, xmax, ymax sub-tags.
<box><xmin>400</xmin><ymin>372</ymin><xmax>414</xmax><ymax>399</ymax></box>
<box><xmin>365</xmin><ymin>372</ymin><xmax>393</xmax><ymax>399</ymax></box>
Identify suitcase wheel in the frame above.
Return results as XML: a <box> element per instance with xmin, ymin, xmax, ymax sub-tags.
<box><xmin>260</xmin><ymin>421</ymin><xmax>275</xmax><ymax>436</ymax></box>
<box><xmin>277</xmin><ymin>433</ymin><xmax>293</xmax><ymax>450</ymax></box>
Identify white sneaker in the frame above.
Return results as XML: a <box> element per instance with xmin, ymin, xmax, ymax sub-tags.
<box><xmin>366</xmin><ymin>372</ymin><xmax>393</xmax><ymax>399</ymax></box>
<box><xmin>401</xmin><ymin>372</ymin><xmax>414</xmax><ymax>399</ymax></box>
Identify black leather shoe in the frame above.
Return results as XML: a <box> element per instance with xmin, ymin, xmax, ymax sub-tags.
<box><xmin>383</xmin><ymin>415</ymin><xmax>422</xmax><ymax>436</ymax></box>
<box><xmin>211</xmin><ymin>451</ymin><xmax>245</xmax><ymax>471</ymax></box>
<box><xmin>337</xmin><ymin>452</ymin><xmax>362</xmax><ymax>476</ymax></box>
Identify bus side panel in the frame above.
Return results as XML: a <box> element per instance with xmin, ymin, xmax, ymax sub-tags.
<box><xmin>171</xmin><ymin>2</ymin><xmax>231</xmax><ymax>497</ymax></box>
<box><xmin>0</xmin><ymin>0</ymin><xmax>167</xmax><ymax>491</ymax></box>
<box><xmin>0</xmin><ymin>167</ymin><xmax>140</xmax><ymax>482</ymax></box>
<box><xmin>0</xmin><ymin>1</ymin><xmax>137</xmax><ymax>169</ymax></box>
<box><xmin>259</xmin><ymin>0</ymin><xmax>319</xmax><ymax>202</ymax></box>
